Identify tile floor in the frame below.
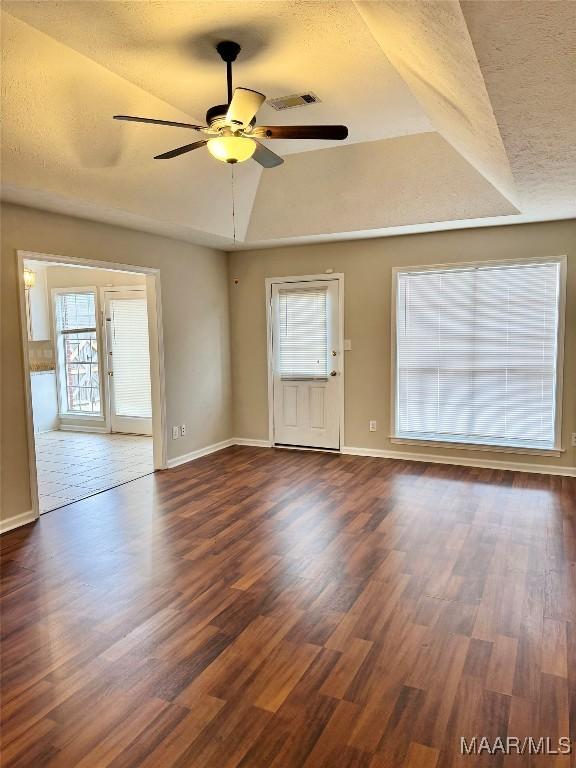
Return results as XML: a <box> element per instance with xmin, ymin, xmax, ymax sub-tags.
<box><xmin>35</xmin><ymin>431</ymin><xmax>154</xmax><ymax>513</ymax></box>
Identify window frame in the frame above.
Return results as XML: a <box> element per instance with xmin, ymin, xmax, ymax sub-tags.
<box><xmin>52</xmin><ymin>286</ymin><xmax>105</xmax><ymax>420</ymax></box>
<box><xmin>390</xmin><ymin>255</ymin><xmax>567</xmax><ymax>456</ymax></box>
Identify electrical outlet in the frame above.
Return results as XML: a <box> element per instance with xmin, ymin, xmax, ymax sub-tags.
<box><xmin>172</xmin><ymin>426</ymin><xmax>179</xmax><ymax>440</ymax></box>
<box><xmin>369</xmin><ymin>420</ymin><xmax>377</xmax><ymax>432</ymax></box>
<box><xmin>180</xmin><ymin>424</ymin><xmax>187</xmax><ymax>437</ymax></box>
<box><xmin>572</xmin><ymin>432</ymin><xmax>576</xmax><ymax>447</ymax></box>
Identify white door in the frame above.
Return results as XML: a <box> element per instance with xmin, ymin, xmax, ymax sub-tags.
<box><xmin>271</xmin><ymin>279</ymin><xmax>341</xmax><ymax>449</ymax></box>
<box><xmin>104</xmin><ymin>289</ymin><xmax>153</xmax><ymax>435</ymax></box>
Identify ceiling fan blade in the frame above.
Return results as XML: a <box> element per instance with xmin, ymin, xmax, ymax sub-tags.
<box><xmin>253</xmin><ymin>125</ymin><xmax>348</xmax><ymax>140</ymax></box>
<box><xmin>114</xmin><ymin>115</ymin><xmax>206</xmax><ymax>131</ymax></box>
<box><xmin>252</xmin><ymin>140</ymin><xmax>284</xmax><ymax>168</ymax></box>
<box><xmin>225</xmin><ymin>88</ymin><xmax>266</xmax><ymax>129</ymax></box>
<box><xmin>154</xmin><ymin>140</ymin><xmax>207</xmax><ymax>160</ymax></box>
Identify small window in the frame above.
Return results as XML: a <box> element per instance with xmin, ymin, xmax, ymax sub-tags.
<box><xmin>54</xmin><ymin>290</ymin><xmax>101</xmax><ymax>415</ymax></box>
<box><xmin>393</xmin><ymin>258</ymin><xmax>565</xmax><ymax>451</ymax></box>
<box><xmin>278</xmin><ymin>287</ymin><xmax>328</xmax><ymax>378</ymax></box>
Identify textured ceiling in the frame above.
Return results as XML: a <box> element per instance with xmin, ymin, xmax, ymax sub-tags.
<box><xmin>461</xmin><ymin>0</ymin><xmax>576</xmax><ymax>218</ymax></box>
<box><xmin>1</xmin><ymin>1</ymin><xmax>574</xmax><ymax>249</ymax></box>
<box><xmin>3</xmin><ymin>1</ymin><xmax>432</xmax><ymax>153</ymax></box>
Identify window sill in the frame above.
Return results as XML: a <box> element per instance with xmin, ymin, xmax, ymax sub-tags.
<box><xmin>59</xmin><ymin>413</ymin><xmax>105</xmax><ymax>421</ymax></box>
<box><xmin>390</xmin><ymin>436</ymin><xmax>562</xmax><ymax>458</ymax></box>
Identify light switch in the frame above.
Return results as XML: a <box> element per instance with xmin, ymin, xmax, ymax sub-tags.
<box><xmin>344</xmin><ymin>339</ymin><xmax>352</xmax><ymax>351</ymax></box>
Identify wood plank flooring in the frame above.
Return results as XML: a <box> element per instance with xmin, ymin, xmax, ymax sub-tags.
<box><xmin>1</xmin><ymin>446</ymin><xmax>575</xmax><ymax>767</ymax></box>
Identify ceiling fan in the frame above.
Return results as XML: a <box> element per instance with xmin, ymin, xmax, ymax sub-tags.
<box><xmin>113</xmin><ymin>40</ymin><xmax>348</xmax><ymax>168</ymax></box>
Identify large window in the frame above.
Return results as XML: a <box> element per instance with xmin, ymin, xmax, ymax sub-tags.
<box><xmin>393</xmin><ymin>258</ymin><xmax>565</xmax><ymax>451</ymax></box>
<box><xmin>54</xmin><ymin>290</ymin><xmax>101</xmax><ymax>415</ymax></box>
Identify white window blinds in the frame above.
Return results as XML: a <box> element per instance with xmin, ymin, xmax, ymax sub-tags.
<box><xmin>395</xmin><ymin>260</ymin><xmax>562</xmax><ymax>450</ymax></box>
<box><xmin>109</xmin><ymin>298</ymin><xmax>152</xmax><ymax>418</ymax></box>
<box><xmin>56</xmin><ymin>291</ymin><xmax>96</xmax><ymax>331</ymax></box>
<box><xmin>278</xmin><ymin>287</ymin><xmax>328</xmax><ymax>378</ymax></box>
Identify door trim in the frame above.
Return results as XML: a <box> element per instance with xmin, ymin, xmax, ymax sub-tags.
<box><xmin>265</xmin><ymin>273</ymin><xmax>345</xmax><ymax>450</ymax></box>
<box><xmin>17</xmin><ymin>250</ymin><xmax>168</xmax><ymax>522</ymax></box>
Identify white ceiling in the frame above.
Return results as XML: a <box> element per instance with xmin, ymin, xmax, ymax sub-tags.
<box><xmin>1</xmin><ymin>1</ymin><xmax>574</xmax><ymax>249</ymax></box>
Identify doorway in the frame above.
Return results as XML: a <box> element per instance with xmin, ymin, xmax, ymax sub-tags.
<box><xmin>266</xmin><ymin>274</ymin><xmax>344</xmax><ymax>450</ymax></box>
<box><xmin>18</xmin><ymin>251</ymin><xmax>167</xmax><ymax>517</ymax></box>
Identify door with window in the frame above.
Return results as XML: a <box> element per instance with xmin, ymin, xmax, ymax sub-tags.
<box><xmin>270</xmin><ymin>278</ymin><xmax>341</xmax><ymax>449</ymax></box>
<box><xmin>104</xmin><ymin>289</ymin><xmax>152</xmax><ymax>435</ymax></box>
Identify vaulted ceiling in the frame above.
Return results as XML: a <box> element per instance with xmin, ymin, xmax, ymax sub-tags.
<box><xmin>2</xmin><ymin>1</ymin><xmax>575</xmax><ymax>249</ymax></box>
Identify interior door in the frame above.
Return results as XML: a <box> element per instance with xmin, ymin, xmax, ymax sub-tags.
<box><xmin>271</xmin><ymin>279</ymin><xmax>341</xmax><ymax>449</ymax></box>
<box><xmin>104</xmin><ymin>289</ymin><xmax>153</xmax><ymax>435</ymax></box>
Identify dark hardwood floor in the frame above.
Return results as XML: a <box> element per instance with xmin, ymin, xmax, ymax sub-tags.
<box><xmin>1</xmin><ymin>446</ymin><xmax>575</xmax><ymax>767</ymax></box>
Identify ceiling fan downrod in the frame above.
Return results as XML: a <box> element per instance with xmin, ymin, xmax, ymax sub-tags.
<box><xmin>216</xmin><ymin>40</ymin><xmax>241</xmax><ymax>105</ymax></box>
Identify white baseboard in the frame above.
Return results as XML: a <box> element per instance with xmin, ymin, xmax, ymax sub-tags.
<box><xmin>59</xmin><ymin>424</ymin><xmax>109</xmax><ymax>434</ymax></box>
<box><xmin>166</xmin><ymin>439</ymin><xmax>235</xmax><ymax>468</ymax></box>
<box><xmin>341</xmin><ymin>445</ymin><xmax>576</xmax><ymax>477</ymax></box>
<box><xmin>166</xmin><ymin>437</ymin><xmax>274</xmax><ymax>469</ymax></box>
<box><xmin>233</xmin><ymin>438</ymin><xmax>575</xmax><ymax>476</ymax></box>
<box><xmin>233</xmin><ymin>438</ymin><xmax>273</xmax><ymax>448</ymax></box>
<box><xmin>0</xmin><ymin>509</ymin><xmax>38</xmax><ymax>535</ymax></box>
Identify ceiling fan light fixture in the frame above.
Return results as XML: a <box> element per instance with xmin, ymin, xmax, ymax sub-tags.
<box><xmin>207</xmin><ymin>136</ymin><xmax>256</xmax><ymax>164</ymax></box>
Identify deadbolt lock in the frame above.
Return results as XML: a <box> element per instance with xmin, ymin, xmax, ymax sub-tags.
<box><xmin>330</xmin><ymin>370</ymin><xmax>337</xmax><ymax>377</ymax></box>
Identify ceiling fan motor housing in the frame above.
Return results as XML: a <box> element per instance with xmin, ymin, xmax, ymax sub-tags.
<box><xmin>206</xmin><ymin>104</ymin><xmax>256</xmax><ymax>133</ymax></box>
<box><xmin>205</xmin><ymin>104</ymin><xmax>229</xmax><ymax>129</ymax></box>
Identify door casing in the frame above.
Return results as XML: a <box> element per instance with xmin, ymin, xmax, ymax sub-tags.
<box><xmin>265</xmin><ymin>273</ymin><xmax>345</xmax><ymax>450</ymax></box>
<box><xmin>17</xmin><ymin>250</ymin><xmax>168</xmax><ymax>522</ymax></box>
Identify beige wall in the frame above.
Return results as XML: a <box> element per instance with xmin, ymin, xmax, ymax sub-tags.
<box><xmin>229</xmin><ymin>220</ymin><xmax>576</xmax><ymax>471</ymax></box>
<box><xmin>1</xmin><ymin>203</ymin><xmax>232</xmax><ymax>520</ymax></box>
<box><xmin>3</xmin><ymin>208</ymin><xmax>574</xmax><ymax>523</ymax></box>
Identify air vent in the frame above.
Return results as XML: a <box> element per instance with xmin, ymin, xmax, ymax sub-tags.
<box><xmin>266</xmin><ymin>93</ymin><xmax>321</xmax><ymax>111</ymax></box>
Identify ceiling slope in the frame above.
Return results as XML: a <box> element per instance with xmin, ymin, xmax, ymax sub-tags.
<box><xmin>247</xmin><ymin>132</ymin><xmax>518</xmax><ymax>241</ymax></box>
<box><xmin>354</xmin><ymin>0</ymin><xmax>518</xmax><ymax>208</ymax></box>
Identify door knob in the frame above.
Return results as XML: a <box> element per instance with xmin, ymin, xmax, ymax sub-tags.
<box><xmin>330</xmin><ymin>370</ymin><xmax>337</xmax><ymax>377</ymax></box>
